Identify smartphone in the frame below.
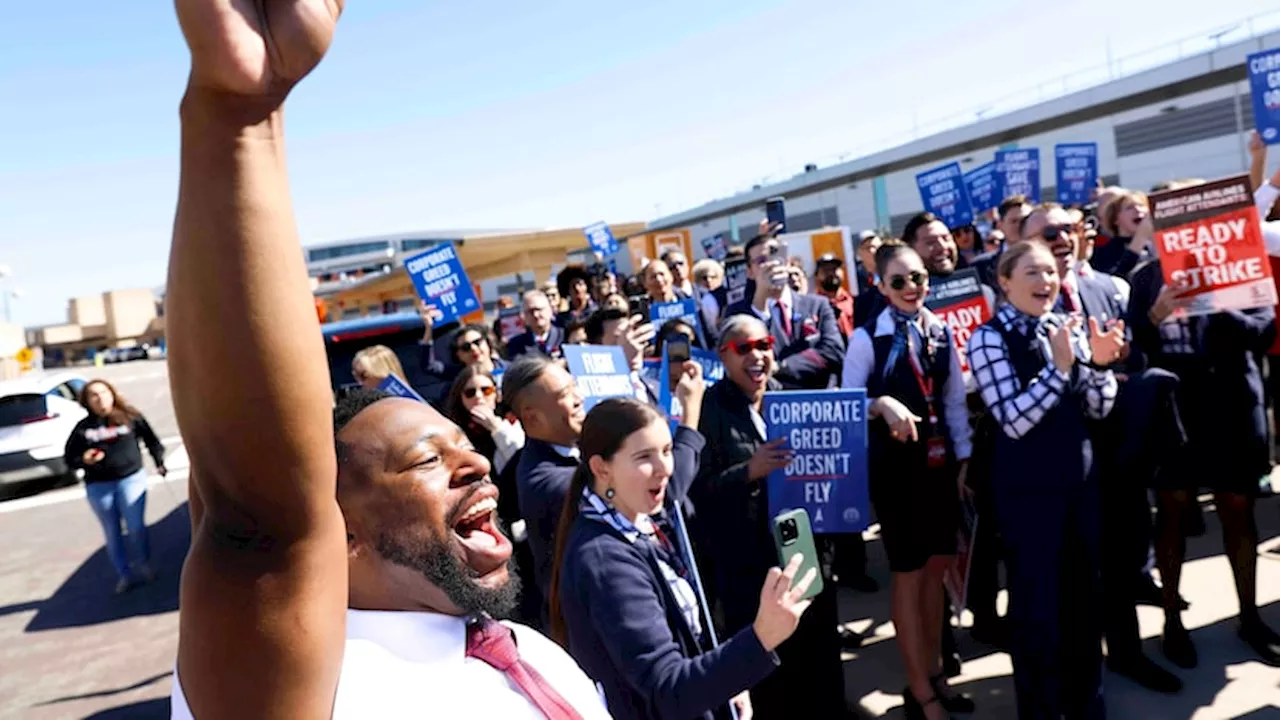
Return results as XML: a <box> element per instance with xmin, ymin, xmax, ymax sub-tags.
<box><xmin>765</xmin><ymin>197</ymin><xmax>787</xmax><ymax>235</ymax></box>
<box><xmin>666</xmin><ymin>336</ymin><xmax>690</xmax><ymax>365</ymax></box>
<box><xmin>628</xmin><ymin>295</ymin><xmax>650</xmax><ymax>320</ymax></box>
<box><xmin>771</xmin><ymin>508</ymin><xmax>824</xmax><ymax>600</ymax></box>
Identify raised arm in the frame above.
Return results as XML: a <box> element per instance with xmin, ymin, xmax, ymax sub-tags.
<box><xmin>168</xmin><ymin>3</ymin><xmax>347</xmax><ymax>718</ymax></box>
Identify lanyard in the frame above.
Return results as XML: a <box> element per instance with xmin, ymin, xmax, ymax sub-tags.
<box><xmin>905</xmin><ymin>332</ymin><xmax>939</xmax><ymax>429</ymax></box>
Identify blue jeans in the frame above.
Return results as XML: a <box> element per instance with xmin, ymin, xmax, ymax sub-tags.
<box><xmin>84</xmin><ymin>469</ymin><xmax>150</xmax><ymax>581</ymax></box>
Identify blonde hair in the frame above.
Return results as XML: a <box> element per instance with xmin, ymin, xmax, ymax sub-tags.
<box><xmin>352</xmin><ymin>345</ymin><xmax>407</xmax><ymax>382</ymax></box>
<box><xmin>692</xmin><ymin>258</ymin><xmax>723</xmax><ymax>285</ymax></box>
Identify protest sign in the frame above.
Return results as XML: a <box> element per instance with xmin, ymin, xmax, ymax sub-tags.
<box><xmin>925</xmin><ymin>268</ymin><xmax>991</xmax><ymax>375</ymax></box>
<box><xmin>724</xmin><ymin>256</ymin><xmax>749</xmax><ymax>305</ymax></box>
<box><xmin>403</xmin><ymin>244</ymin><xmax>480</xmax><ymax>324</ymax></box>
<box><xmin>650</xmin><ymin>298</ymin><xmax>706</xmax><ymax>347</ymax></box>
<box><xmin>1150</xmin><ymin>175</ymin><xmax>1278</xmax><ymax>317</ymax></box>
<box><xmin>497</xmin><ymin>306</ymin><xmax>525</xmax><ymax>342</ymax></box>
<box><xmin>701</xmin><ymin>233</ymin><xmax>729</xmax><ymax>261</ymax></box>
<box><xmin>562</xmin><ymin>345</ymin><xmax>634</xmax><ymax>411</ymax></box>
<box><xmin>916</xmin><ymin>162</ymin><xmax>974</xmax><ymax>229</ymax></box>
<box><xmin>964</xmin><ymin>162</ymin><xmax>1000</xmax><ymax>214</ymax></box>
<box><xmin>1055</xmin><ymin>143</ymin><xmax>1098</xmax><ymax>205</ymax></box>
<box><xmin>377</xmin><ymin>374</ymin><xmax>426</xmax><ymax>403</ymax></box>
<box><xmin>764</xmin><ymin>390</ymin><xmax>869</xmax><ymax>534</ymax></box>
<box><xmin>1248</xmin><ymin>49</ymin><xmax>1280</xmax><ymax>145</ymax></box>
<box><xmin>995</xmin><ymin>148</ymin><xmax>1041</xmax><ymax>203</ymax></box>
<box><xmin>584</xmin><ymin>221</ymin><xmax>620</xmax><ymax>256</ymax></box>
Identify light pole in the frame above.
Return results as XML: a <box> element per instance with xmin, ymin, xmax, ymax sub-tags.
<box><xmin>0</xmin><ymin>265</ymin><xmax>11</xmax><ymax>324</ymax></box>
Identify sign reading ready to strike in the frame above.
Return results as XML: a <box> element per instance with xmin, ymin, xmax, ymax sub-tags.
<box><xmin>764</xmin><ymin>390</ymin><xmax>869</xmax><ymax>534</ymax></box>
<box><xmin>925</xmin><ymin>268</ymin><xmax>990</xmax><ymax>376</ymax></box>
<box><xmin>1150</xmin><ymin>175</ymin><xmax>1278</xmax><ymax>317</ymax></box>
<box><xmin>1055</xmin><ymin>143</ymin><xmax>1098</xmax><ymax>205</ymax></box>
<box><xmin>916</xmin><ymin>162</ymin><xmax>974</xmax><ymax>229</ymax></box>
<box><xmin>403</xmin><ymin>244</ymin><xmax>480</xmax><ymax>324</ymax></box>
<box><xmin>562</xmin><ymin>345</ymin><xmax>633</xmax><ymax>411</ymax></box>
<box><xmin>1249</xmin><ymin>49</ymin><xmax>1280</xmax><ymax>145</ymax></box>
<box><xmin>995</xmin><ymin>148</ymin><xmax>1041</xmax><ymax>203</ymax></box>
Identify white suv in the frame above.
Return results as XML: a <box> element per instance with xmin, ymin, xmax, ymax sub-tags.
<box><xmin>0</xmin><ymin>373</ymin><xmax>89</xmax><ymax>487</ymax></box>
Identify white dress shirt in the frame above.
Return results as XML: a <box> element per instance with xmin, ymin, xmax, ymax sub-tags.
<box><xmin>170</xmin><ymin>610</ymin><xmax>611</xmax><ymax>720</ymax></box>
<box><xmin>1254</xmin><ymin>182</ymin><xmax>1280</xmax><ymax>256</ymax></box>
<box><xmin>750</xmin><ymin>287</ymin><xmax>794</xmax><ymax>328</ymax></box>
<box><xmin>842</xmin><ymin>307</ymin><xmax>974</xmax><ymax>460</ymax></box>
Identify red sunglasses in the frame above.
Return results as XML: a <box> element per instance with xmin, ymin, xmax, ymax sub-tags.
<box><xmin>721</xmin><ymin>337</ymin><xmax>775</xmax><ymax>356</ymax></box>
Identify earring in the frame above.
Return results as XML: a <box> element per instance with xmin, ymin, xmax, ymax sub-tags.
<box><xmin>605</xmin><ymin>488</ymin><xmax>616</xmax><ymax>500</ymax></box>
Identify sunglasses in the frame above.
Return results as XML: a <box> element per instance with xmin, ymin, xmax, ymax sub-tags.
<box><xmin>456</xmin><ymin>337</ymin><xmax>486</xmax><ymax>352</ymax></box>
<box><xmin>463</xmin><ymin>385</ymin><xmax>497</xmax><ymax>399</ymax></box>
<box><xmin>721</xmin><ymin>336</ymin><xmax>775</xmax><ymax>355</ymax></box>
<box><xmin>1038</xmin><ymin>224</ymin><xmax>1075</xmax><ymax>241</ymax></box>
<box><xmin>751</xmin><ymin>244</ymin><xmax>783</xmax><ymax>266</ymax></box>
<box><xmin>888</xmin><ymin>271</ymin><xmax>928</xmax><ymax>291</ymax></box>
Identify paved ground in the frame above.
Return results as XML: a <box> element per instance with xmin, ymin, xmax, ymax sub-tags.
<box><xmin>4</xmin><ymin>358</ymin><xmax>1280</xmax><ymax>718</ymax></box>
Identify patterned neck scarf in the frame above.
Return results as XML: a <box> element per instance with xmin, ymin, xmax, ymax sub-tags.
<box><xmin>883</xmin><ymin>307</ymin><xmax>929</xmax><ymax>382</ymax></box>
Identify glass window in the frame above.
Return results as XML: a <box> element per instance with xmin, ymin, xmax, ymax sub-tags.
<box><xmin>307</xmin><ymin>241</ymin><xmax>392</xmax><ymax>263</ymax></box>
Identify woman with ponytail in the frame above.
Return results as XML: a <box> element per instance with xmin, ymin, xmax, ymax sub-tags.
<box><xmin>550</xmin><ymin>398</ymin><xmax>815</xmax><ymax>720</ymax></box>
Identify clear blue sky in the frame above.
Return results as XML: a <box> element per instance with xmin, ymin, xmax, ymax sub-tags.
<box><xmin>1</xmin><ymin>0</ymin><xmax>1276</xmax><ymax>326</ymax></box>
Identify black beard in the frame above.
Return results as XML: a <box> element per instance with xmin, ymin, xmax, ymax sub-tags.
<box><xmin>375</xmin><ymin>526</ymin><xmax>521</xmax><ymax>619</ymax></box>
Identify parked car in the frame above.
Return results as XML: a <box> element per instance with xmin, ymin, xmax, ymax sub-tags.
<box><xmin>321</xmin><ymin>311</ymin><xmax>468</xmax><ymax>407</ymax></box>
<box><xmin>0</xmin><ymin>373</ymin><xmax>89</xmax><ymax>488</ymax></box>
<box><xmin>102</xmin><ymin>345</ymin><xmax>150</xmax><ymax>364</ymax></box>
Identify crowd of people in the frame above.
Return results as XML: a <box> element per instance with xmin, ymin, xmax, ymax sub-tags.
<box><xmin>163</xmin><ymin>4</ymin><xmax>1280</xmax><ymax>719</ymax></box>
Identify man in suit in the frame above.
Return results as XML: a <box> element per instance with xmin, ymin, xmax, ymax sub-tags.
<box><xmin>693</xmin><ymin>314</ymin><xmax>846</xmax><ymax>719</ymax></box>
<box><xmin>723</xmin><ymin>234</ymin><xmax>845</xmax><ymax>390</ymax></box>
<box><xmin>505</xmin><ymin>354</ymin><xmax>705</xmax><ymax>628</ymax></box>
<box><xmin>1024</xmin><ymin>204</ymin><xmax>1184</xmax><ymax>693</ymax></box>
<box><xmin>505</xmin><ymin>289</ymin><xmax>565</xmax><ymax>360</ymax></box>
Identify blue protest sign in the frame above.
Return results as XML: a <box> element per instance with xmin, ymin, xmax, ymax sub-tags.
<box><xmin>963</xmin><ymin>162</ymin><xmax>999</xmax><ymax>214</ymax></box>
<box><xmin>1055</xmin><ymin>143</ymin><xmax>1098</xmax><ymax>205</ymax></box>
<box><xmin>650</xmin><ymin>298</ymin><xmax>707</xmax><ymax>348</ymax></box>
<box><xmin>690</xmin><ymin>347</ymin><xmax>724</xmax><ymax>385</ymax></box>
<box><xmin>700</xmin><ymin>233</ymin><xmax>729</xmax><ymax>261</ymax></box>
<box><xmin>994</xmin><ymin>148</ymin><xmax>1041</xmax><ymax>203</ymax></box>
<box><xmin>377</xmin><ymin>374</ymin><xmax>426</xmax><ymax>403</ymax></box>
<box><xmin>562</xmin><ymin>345</ymin><xmax>634</xmax><ymax>411</ymax></box>
<box><xmin>1249</xmin><ymin>50</ymin><xmax>1280</xmax><ymax>145</ymax></box>
<box><xmin>764</xmin><ymin>390</ymin><xmax>869</xmax><ymax>534</ymax></box>
<box><xmin>584</xmin><ymin>221</ymin><xmax>620</xmax><ymax>256</ymax></box>
<box><xmin>915</xmin><ymin>162</ymin><xmax>974</xmax><ymax>228</ymax></box>
<box><xmin>403</xmin><ymin>244</ymin><xmax>480</xmax><ymax>325</ymax></box>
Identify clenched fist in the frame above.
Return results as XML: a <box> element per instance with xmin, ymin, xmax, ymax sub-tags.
<box><xmin>175</xmin><ymin>0</ymin><xmax>345</xmax><ymax>98</ymax></box>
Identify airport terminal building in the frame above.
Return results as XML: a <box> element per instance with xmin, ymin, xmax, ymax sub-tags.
<box><xmin>648</xmin><ymin>17</ymin><xmax>1280</xmax><ymax>247</ymax></box>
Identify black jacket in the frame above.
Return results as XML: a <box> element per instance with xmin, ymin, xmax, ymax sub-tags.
<box><xmin>64</xmin><ymin>414</ymin><xmax>164</xmax><ymax>484</ymax></box>
<box><xmin>505</xmin><ymin>326</ymin><xmax>565</xmax><ymax>361</ymax></box>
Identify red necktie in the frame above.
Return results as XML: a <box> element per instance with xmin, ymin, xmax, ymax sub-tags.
<box><xmin>466</xmin><ymin>618</ymin><xmax>585</xmax><ymax>720</ymax></box>
<box><xmin>1062</xmin><ymin>279</ymin><xmax>1078</xmax><ymax>312</ymax></box>
<box><xmin>778</xmin><ymin>300</ymin><xmax>793</xmax><ymax>337</ymax></box>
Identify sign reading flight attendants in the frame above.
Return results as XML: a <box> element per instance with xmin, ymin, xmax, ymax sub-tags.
<box><xmin>403</xmin><ymin>243</ymin><xmax>481</xmax><ymax>324</ymax></box>
<box><xmin>1149</xmin><ymin>174</ymin><xmax>1278</xmax><ymax>317</ymax></box>
<box><xmin>764</xmin><ymin>389</ymin><xmax>870</xmax><ymax>534</ymax></box>
<box><xmin>562</xmin><ymin>345</ymin><xmax>634</xmax><ymax>411</ymax></box>
<box><xmin>994</xmin><ymin>148</ymin><xmax>1041</xmax><ymax>203</ymax></box>
<box><xmin>1054</xmin><ymin>143</ymin><xmax>1098</xmax><ymax>205</ymax></box>
<box><xmin>924</xmin><ymin>268</ymin><xmax>990</xmax><ymax>377</ymax></box>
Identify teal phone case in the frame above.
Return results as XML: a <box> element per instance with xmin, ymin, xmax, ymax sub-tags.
<box><xmin>771</xmin><ymin>508</ymin><xmax>825</xmax><ymax>600</ymax></box>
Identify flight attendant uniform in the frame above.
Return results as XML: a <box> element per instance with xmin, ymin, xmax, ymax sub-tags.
<box><xmin>968</xmin><ymin>303</ymin><xmax>1119</xmax><ymax>720</ymax></box>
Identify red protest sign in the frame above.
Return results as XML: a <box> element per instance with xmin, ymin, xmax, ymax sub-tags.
<box><xmin>1150</xmin><ymin>175</ymin><xmax>1278</xmax><ymax>317</ymax></box>
<box><xmin>925</xmin><ymin>268</ymin><xmax>991</xmax><ymax>375</ymax></box>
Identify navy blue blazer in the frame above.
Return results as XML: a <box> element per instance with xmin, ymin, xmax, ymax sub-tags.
<box><xmin>691</xmin><ymin>377</ymin><xmax>782</xmax><ymax>632</ymax></box>
<box><xmin>1129</xmin><ymin>259</ymin><xmax>1275</xmax><ymax>483</ymax></box>
<box><xmin>505</xmin><ymin>325</ymin><xmax>565</xmax><ymax>360</ymax></box>
<box><xmin>517</xmin><ymin>427</ymin><xmax>707</xmax><ymax>623</ymax></box>
<box><xmin>723</xmin><ymin>292</ymin><xmax>845</xmax><ymax>389</ymax></box>
<box><xmin>559</xmin><ymin>516</ymin><xmax>778</xmax><ymax>720</ymax></box>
